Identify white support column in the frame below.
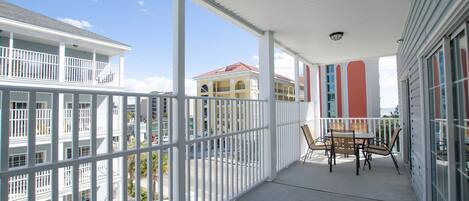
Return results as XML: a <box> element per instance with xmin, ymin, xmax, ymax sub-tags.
<box><xmin>172</xmin><ymin>0</ymin><xmax>186</xmax><ymax>200</ymax></box>
<box><xmin>294</xmin><ymin>55</ymin><xmax>300</xmax><ymax>102</ymax></box>
<box><xmin>59</xmin><ymin>42</ymin><xmax>66</xmax><ymax>82</ymax></box>
<box><xmin>119</xmin><ymin>54</ymin><xmax>125</xmax><ymax>87</ymax></box>
<box><xmin>309</xmin><ymin>64</ymin><xmax>321</xmax><ymax>136</ymax></box>
<box><xmin>303</xmin><ymin>63</ymin><xmax>308</xmax><ymax>101</ymax></box>
<box><xmin>0</xmin><ymin>91</ymin><xmax>10</xmax><ymax>201</ymax></box>
<box><xmin>92</xmin><ymin>50</ymin><xmax>97</xmax><ymax>85</ymax></box>
<box><xmin>8</xmin><ymin>32</ymin><xmax>13</xmax><ymax>78</ymax></box>
<box><xmin>259</xmin><ymin>30</ymin><xmax>276</xmax><ymax>180</ymax></box>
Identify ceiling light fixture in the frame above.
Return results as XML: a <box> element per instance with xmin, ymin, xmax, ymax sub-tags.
<box><xmin>329</xmin><ymin>32</ymin><xmax>344</xmax><ymax>41</ymax></box>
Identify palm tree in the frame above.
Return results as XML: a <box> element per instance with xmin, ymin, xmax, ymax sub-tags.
<box><xmin>127</xmin><ymin>139</ymin><xmax>169</xmax><ymax>199</ymax></box>
<box><xmin>140</xmin><ymin>147</ymin><xmax>169</xmax><ymax>198</ymax></box>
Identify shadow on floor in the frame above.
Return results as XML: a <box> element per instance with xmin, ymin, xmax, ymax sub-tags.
<box><xmin>238</xmin><ymin>154</ymin><xmax>417</xmax><ymax>201</ymax></box>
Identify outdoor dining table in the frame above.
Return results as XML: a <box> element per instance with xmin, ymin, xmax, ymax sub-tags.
<box><xmin>324</xmin><ymin>131</ymin><xmax>376</xmax><ymax>174</ymax></box>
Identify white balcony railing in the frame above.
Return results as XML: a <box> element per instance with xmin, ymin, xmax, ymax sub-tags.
<box><xmin>0</xmin><ymin>47</ymin><xmax>120</xmax><ymax>86</ymax></box>
<box><xmin>63</xmin><ymin>108</ymin><xmax>91</xmax><ymax>134</ymax></box>
<box><xmin>275</xmin><ymin>101</ymin><xmax>315</xmax><ymax>171</ymax></box>
<box><xmin>8</xmin><ymin>170</ymin><xmax>51</xmax><ymax>201</ymax></box>
<box><xmin>8</xmin><ymin>162</ymin><xmax>114</xmax><ymax>201</ymax></box>
<box><xmin>10</xmin><ymin>48</ymin><xmax>59</xmax><ymax>81</ymax></box>
<box><xmin>10</xmin><ymin>109</ymin><xmax>52</xmax><ymax>138</ymax></box>
<box><xmin>0</xmin><ymin>85</ymin><xmax>402</xmax><ymax>201</ymax></box>
<box><xmin>64</xmin><ymin>57</ymin><xmax>93</xmax><ymax>84</ymax></box>
<box><xmin>9</xmin><ymin>108</ymin><xmax>119</xmax><ymax>139</ymax></box>
<box><xmin>319</xmin><ymin>117</ymin><xmax>401</xmax><ymax>152</ymax></box>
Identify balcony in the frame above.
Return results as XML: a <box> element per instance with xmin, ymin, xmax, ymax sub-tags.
<box><xmin>9</xmin><ymin>108</ymin><xmax>120</xmax><ymax>145</ymax></box>
<box><xmin>0</xmin><ymin>46</ymin><xmax>121</xmax><ymax>87</ymax></box>
<box><xmin>0</xmin><ymin>85</ymin><xmax>413</xmax><ymax>201</ymax></box>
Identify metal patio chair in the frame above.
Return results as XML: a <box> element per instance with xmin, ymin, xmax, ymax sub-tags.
<box><xmin>301</xmin><ymin>124</ymin><xmax>329</xmax><ymax>163</ymax></box>
<box><xmin>362</xmin><ymin>127</ymin><xmax>402</xmax><ymax>174</ymax></box>
<box><xmin>328</xmin><ymin>129</ymin><xmax>360</xmax><ymax>175</ymax></box>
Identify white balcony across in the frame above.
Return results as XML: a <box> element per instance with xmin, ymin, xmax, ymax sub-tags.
<box><xmin>0</xmin><ymin>46</ymin><xmax>121</xmax><ymax>87</ymax></box>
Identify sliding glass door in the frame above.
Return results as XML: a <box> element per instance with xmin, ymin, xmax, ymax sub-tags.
<box><xmin>450</xmin><ymin>28</ymin><xmax>469</xmax><ymax>201</ymax></box>
<box><xmin>427</xmin><ymin>47</ymin><xmax>449</xmax><ymax>201</ymax></box>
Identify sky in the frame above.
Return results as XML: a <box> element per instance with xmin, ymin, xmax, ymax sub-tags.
<box><xmin>6</xmin><ymin>0</ymin><xmax>398</xmax><ymax>108</ymax></box>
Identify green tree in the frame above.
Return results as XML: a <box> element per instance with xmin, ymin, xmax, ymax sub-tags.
<box><xmin>127</xmin><ymin>139</ymin><xmax>169</xmax><ymax>200</ymax></box>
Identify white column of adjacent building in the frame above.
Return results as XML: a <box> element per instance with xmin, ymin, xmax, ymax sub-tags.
<box><xmin>294</xmin><ymin>55</ymin><xmax>300</xmax><ymax>102</ymax></box>
<box><xmin>8</xmin><ymin>32</ymin><xmax>13</xmax><ymax>78</ymax></box>
<box><xmin>172</xmin><ymin>0</ymin><xmax>186</xmax><ymax>200</ymax></box>
<box><xmin>259</xmin><ymin>30</ymin><xmax>276</xmax><ymax>180</ymax></box>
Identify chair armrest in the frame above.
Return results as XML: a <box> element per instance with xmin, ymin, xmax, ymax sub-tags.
<box><xmin>372</xmin><ymin>138</ymin><xmax>388</xmax><ymax>145</ymax></box>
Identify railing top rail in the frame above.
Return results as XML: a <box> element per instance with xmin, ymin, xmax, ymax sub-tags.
<box><xmin>64</xmin><ymin>56</ymin><xmax>92</xmax><ymax>62</ymax></box>
<box><xmin>319</xmin><ymin>117</ymin><xmax>399</xmax><ymax>120</ymax></box>
<box><xmin>185</xmin><ymin>95</ymin><xmax>267</xmax><ymax>102</ymax></box>
<box><xmin>0</xmin><ymin>85</ymin><xmax>176</xmax><ymax>98</ymax></box>
<box><xmin>12</xmin><ymin>48</ymin><xmax>59</xmax><ymax>58</ymax></box>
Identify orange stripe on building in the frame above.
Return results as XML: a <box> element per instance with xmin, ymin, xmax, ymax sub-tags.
<box><xmin>347</xmin><ymin>61</ymin><xmax>367</xmax><ymax>117</ymax></box>
<box><xmin>336</xmin><ymin>65</ymin><xmax>343</xmax><ymax>117</ymax></box>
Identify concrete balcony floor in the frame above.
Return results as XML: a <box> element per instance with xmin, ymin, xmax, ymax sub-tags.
<box><xmin>239</xmin><ymin>154</ymin><xmax>417</xmax><ymax>201</ymax></box>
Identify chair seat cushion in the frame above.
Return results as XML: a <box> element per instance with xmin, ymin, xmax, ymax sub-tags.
<box><xmin>365</xmin><ymin>147</ymin><xmax>390</xmax><ymax>155</ymax></box>
<box><xmin>367</xmin><ymin>144</ymin><xmax>388</xmax><ymax>150</ymax></box>
<box><xmin>310</xmin><ymin>143</ymin><xmax>328</xmax><ymax>150</ymax></box>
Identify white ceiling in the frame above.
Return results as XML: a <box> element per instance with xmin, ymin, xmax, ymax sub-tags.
<box><xmin>196</xmin><ymin>0</ymin><xmax>411</xmax><ymax>64</ymax></box>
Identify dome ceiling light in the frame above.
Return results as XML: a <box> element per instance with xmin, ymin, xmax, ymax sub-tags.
<box><xmin>329</xmin><ymin>32</ymin><xmax>344</xmax><ymax>41</ymax></box>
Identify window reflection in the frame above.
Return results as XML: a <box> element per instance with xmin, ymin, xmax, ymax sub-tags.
<box><xmin>451</xmin><ymin>30</ymin><xmax>469</xmax><ymax>201</ymax></box>
<box><xmin>428</xmin><ymin>47</ymin><xmax>449</xmax><ymax>201</ymax></box>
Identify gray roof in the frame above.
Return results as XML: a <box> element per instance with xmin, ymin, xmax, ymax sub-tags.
<box><xmin>0</xmin><ymin>0</ymin><xmax>130</xmax><ymax>48</ymax></box>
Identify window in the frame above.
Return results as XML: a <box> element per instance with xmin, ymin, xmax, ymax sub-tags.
<box><xmin>8</xmin><ymin>154</ymin><xmax>26</xmax><ymax>168</ymax></box>
<box><xmin>326</xmin><ymin>65</ymin><xmax>337</xmax><ymax>117</ymax></box>
<box><xmin>66</xmin><ymin>102</ymin><xmax>91</xmax><ymax>109</ymax></box>
<box><xmin>200</xmin><ymin>84</ymin><xmax>209</xmax><ymax>93</ymax></box>
<box><xmin>450</xmin><ymin>29</ymin><xmax>469</xmax><ymax>201</ymax></box>
<box><xmin>235</xmin><ymin>81</ymin><xmax>246</xmax><ymax>90</ymax></box>
<box><xmin>427</xmin><ymin>47</ymin><xmax>449</xmax><ymax>201</ymax></box>
<box><xmin>66</xmin><ymin>146</ymin><xmax>91</xmax><ymax>159</ymax></box>
<box><xmin>8</xmin><ymin>152</ymin><xmax>45</xmax><ymax>168</ymax></box>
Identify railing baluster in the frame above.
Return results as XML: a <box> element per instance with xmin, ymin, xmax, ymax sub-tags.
<box><xmin>90</xmin><ymin>94</ymin><xmax>97</xmax><ymax>201</ymax></box>
<box><xmin>72</xmin><ymin>93</ymin><xmax>79</xmax><ymax>201</ymax></box>
<box><xmin>106</xmin><ymin>95</ymin><xmax>113</xmax><ymax>201</ymax></box>
<box><xmin>50</xmin><ymin>93</ymin><xmax>59</xmax><ymax>201</ymax></box>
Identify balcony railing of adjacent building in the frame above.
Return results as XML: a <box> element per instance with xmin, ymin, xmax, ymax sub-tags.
<box><xmin>8</xmin><ymin>162</ymin><xmax>118</xmax><ymax>201</ymax></box>
<box><xmin>9</xmin><ymin>108</ymin><xmax>120</xmax><ymax>141</ymax></box>
<box><xmin>0</xmin><ymin>46</ymin><xmax>120</xmax><ymax>86</ymax></box>
<box><xmin>0</xmin><ymin>85</ymin><xmax>400</xmax><ymax>201</ymax></box>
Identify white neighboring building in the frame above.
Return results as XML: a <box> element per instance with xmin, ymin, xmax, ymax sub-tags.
<box><xmin>0</xmin><ymin>1</ymin><xmax>130</xmax><ymax>200</ymax></box>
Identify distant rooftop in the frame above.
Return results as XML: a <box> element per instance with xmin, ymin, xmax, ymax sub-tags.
<box><xmin>194</xmin><ymin>62</ymin><xmax>295</xmax><ymax>83</ymax></box>
<box><xmin>0</xmin><ymin>0</ymin><xmax>129</xmax><ymax>47</ymax></box>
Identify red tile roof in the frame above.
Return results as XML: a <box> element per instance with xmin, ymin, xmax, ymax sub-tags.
<box><xmin>193</xmin><ymin>62</ymin><xmax>293</xmax><ymax>82</ymax></box>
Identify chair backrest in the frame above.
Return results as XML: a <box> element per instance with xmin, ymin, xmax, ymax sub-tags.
<box><xmin>301</xmin><ymin>125</ymin><xmax>315</xmax><ymax>147</ymax></box>
<box><xmin>351</xmin><ymin>122</ymin><xmax>368</xmax><ymax>132</ymax></box>
<box><xmin>329</xmin><ymin>122</ymin><xmax>345</xmax><ymax>130</ymax></box>
<box><xmin>389</xmin><ymin>127</ymin><xmax>402</xmax><ymax>150</ymax></box>
<box><xmin>330</xmin><ymin>129</ymin><xmax>356</xmax><ymax>154</ymax></box>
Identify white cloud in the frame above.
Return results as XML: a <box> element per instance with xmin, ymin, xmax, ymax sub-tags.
<box><xmin>124</xmin><ymin>76</ymin><xmax>197</xmax><ymax>96</ymax></box>
<box><xmin>379</xmin><ymin>55</ymin><xmax>398</xmax><ymax>108</ymax></box>
<box><xmin>251</xmin><ymin>52</ymin><xmax>295</xmax><ymax>80</ymax></box>
<box><xmin>58</xmin><ymin>18</ymin><xmax>92</xmax><ymax>29</ymax></box>
<box><xmin>138</xmin><ymin>0</ymin><xmax>144</xmax><ymax>6</ymax></box>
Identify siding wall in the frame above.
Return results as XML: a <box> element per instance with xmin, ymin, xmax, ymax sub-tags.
<box><xmin>396</xmin><ymin>0</ymin><xmax>457</xmax><ymax>200</ymax></box>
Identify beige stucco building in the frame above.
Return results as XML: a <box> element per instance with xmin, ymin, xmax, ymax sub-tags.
<box><xmin>194</xmin><ymin>62</ymin><xmax>300</xmax><ymax>100</ymax></box>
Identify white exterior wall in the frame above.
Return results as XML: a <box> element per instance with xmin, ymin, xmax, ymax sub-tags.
<box><xmin>396</xmin><ymin>0</ymin><xmax>465</xmax><ymax>200</ymax></box>
<box><xmin>364</xmin><ymin>57</ymin><xmax>380</xmax><ymax>118</ymax></box>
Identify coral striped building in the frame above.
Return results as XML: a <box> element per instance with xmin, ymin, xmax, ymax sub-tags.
<box><xmin>317</xmin><ymin>58</ymin><xmax>381</xmax><ymax>118</ymax></box>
